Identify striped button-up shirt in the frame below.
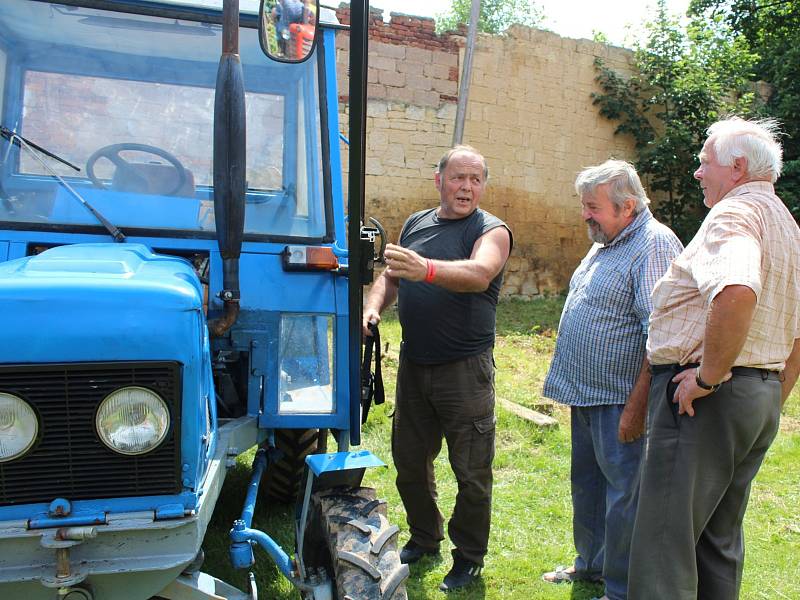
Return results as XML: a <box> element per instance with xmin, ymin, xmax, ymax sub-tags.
<box><xmin>648</xmin><ymin>181</ymin><xmax>800</xmax><ymax>370</ymax></box>
<box><xmin>544</xmin><ymin>208</ymin><xmax>683</xmax><ymax>406</ymax></box>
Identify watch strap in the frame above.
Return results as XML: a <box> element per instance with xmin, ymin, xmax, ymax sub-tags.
<box><xmin>695</xmin><ymin>369</ymin><xmax>721</xmax><ymax>392</ymax></box>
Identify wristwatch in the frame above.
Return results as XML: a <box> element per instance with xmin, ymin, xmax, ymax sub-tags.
<box><xmin>695</xmin><ymin>368</ymin><xmax>721</xmax><ymax>392</ymax></box>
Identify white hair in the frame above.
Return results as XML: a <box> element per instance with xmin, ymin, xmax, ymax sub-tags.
<box><xmin>707</xmin><ymin>117</ymin><xmax>783</xmax><ymax>183</ymax></box>
<box><xmin>575</xmin><ymin>159</ymin><xmax>650</xmax><ymax>214</ymax></box>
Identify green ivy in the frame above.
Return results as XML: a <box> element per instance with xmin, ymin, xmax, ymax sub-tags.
<box><xmin>592</xmin><ymin>0</ymin><xmax>757</xmax><ymax>242</ymax></box>
<box><xmin>689</xmin><ymin>0</ymin><xmax>800</xmax><ymax>221</ymax></box>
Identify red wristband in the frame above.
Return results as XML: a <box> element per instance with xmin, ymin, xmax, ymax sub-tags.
<box><xmin>425</xmin><ymin>258</ymin><xmax>436</xmax><ymax>283</ymax></box>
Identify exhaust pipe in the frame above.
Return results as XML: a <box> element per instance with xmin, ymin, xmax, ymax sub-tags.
<box><xmin>209</xmin><ymin>0</ymin><xmax>246</xmax><ymax>337</ymax></box>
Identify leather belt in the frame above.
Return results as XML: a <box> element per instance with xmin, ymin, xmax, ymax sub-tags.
<box><xmin>650</xmin><ymin>363</ymin><xmax>781</xmax><ymax>381</ymax></box>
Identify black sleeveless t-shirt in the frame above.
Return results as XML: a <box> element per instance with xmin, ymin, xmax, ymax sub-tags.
<box><xmin>397</xmin><ymin>207</ymin><xmax>512</xmax><ymax>364</ymax></box>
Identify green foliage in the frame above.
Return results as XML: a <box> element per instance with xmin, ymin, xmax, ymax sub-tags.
<box><xmin>592</xmin><ymin>0</ymin><xmax>757</xmax><ymax>242</ymax></box>
<box><xmin>436</xmin><ymin>0</ymin><xmax>543</xmax><ymax>34</ymax></box>
<box><xmin>689</xmin><ymin>0</ymin><xmax>800</xmax><ymax>220</ymax></box>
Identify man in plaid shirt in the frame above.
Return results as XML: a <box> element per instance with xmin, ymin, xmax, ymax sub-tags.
<box><xmin>542</xmin><ymin>160</ymin><xmax>682</xmax><ymax>600</ymax></box>
<box><xmin>629</xmin><ymin>117</ymin><xmax>800</xmax><ymax>599</ymax></box>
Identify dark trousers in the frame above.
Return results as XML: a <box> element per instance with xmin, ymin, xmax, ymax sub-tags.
<box><xmin>628</xmin><ymin>368</ymin><xmax>781</xmax><ymax>599</ymax></box>
<box><xmin>392</xmin><ymin>347</ymin><xmax>496</xmax><ymax>566</ymax></box>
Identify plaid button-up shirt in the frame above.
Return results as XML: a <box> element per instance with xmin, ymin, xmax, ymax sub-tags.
<box><xmin>544</xmin><ymin>208</ymin><xmax>683</xmax><ymax>406</ymax></box>
<box><xmin>648</xmin><ymin>181</ymin><xmax>800</xmax><ymax>370</ymax></box>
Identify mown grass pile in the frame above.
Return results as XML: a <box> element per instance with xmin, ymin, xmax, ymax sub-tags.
<box><xmin>204</xmin><ymin>298</ymin><xmax>800</xmax><ymax>599</ymax></box>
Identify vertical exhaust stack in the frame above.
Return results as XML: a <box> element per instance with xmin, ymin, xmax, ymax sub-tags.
<box><xmin>210</xmin><ymin>0</ymin><xmax>246</xmax><ymax>337</ymax></box>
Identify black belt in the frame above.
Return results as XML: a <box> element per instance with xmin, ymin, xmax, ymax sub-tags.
<box><xmin>650</xmin><ymin>363</ymin><xmax>781</xmax><ymax>381</ymax></box>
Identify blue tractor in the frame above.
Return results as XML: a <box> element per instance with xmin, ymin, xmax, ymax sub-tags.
<box><xmin>0</xmin><ymin>1</ymin><xmax>405</xmax><ymax>598</ymax></box>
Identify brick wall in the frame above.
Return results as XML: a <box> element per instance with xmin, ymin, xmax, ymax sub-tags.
<box><xmin>335</xmin><ymin>6</ymin><xmax>637</xmax><ymax>297</ymax></box>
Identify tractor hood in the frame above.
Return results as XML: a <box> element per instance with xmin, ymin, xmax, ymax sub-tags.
<box><xmin>0</xmin><ymin>243</ymin><xmax>204</xmax><ymax>365</ymax></box>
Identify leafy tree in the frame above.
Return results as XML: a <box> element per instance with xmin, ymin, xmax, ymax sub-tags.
<box><xmin>688</xmin><ymin>0</ymin><xmax>800</xmax><ymax>220</ymax></box>
<box><xmin>436</xmin><ymin>0</ymin><xmax>543</xmax><ymax>34</ymax></box>
<box><xmin>592</xmin><ymin>0</ymin><xmax>757</xmax><ymax>241</ymax></box>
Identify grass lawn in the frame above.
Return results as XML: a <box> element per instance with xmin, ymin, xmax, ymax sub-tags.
<box><xmin>203</xmin><ymin>298</ymin><xmax>800</xmax><ymax>599</ymax></box>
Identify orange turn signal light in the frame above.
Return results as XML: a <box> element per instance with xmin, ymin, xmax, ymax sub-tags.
<box><xmin>282</xmin><ymin>245</ymin><xmax>339</xmax><ymax>271</ymax></box>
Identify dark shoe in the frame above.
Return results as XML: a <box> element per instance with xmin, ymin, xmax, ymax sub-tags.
<box><xmin>439</xmin><ymin>555</ymin><xmax>482</xmax><ymax>592</ymax></box>
<box><xmin>399</xmin><ymin>540</ymin><xmax>439</xmax><ymax>564</ymax></box>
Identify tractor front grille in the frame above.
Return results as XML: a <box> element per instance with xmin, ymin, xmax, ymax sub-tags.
<box><xmin>0</xmin><ymin>362</ymin><xmax>181</xmax><ymax>506</ymax></box>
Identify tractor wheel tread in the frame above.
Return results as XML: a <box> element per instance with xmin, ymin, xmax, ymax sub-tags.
<box><xmin>346</xmin><ymin>519</ymin><xmax>373</xmax><ymax>535</ymax></box>
<box><xmin>380</xmin><ymin>564</ymin><xmax>410</xmax><ymax>600</ymax></box>
<box><xmin>337</xmin><ymin>550</ymin><xmax>382</xmax><ymax>580</ymax></box>
<box><xmin>371</xmin><ymin>525</ymin><xmax>399</xmax><ymax>555</ymax></box>
<box><xmin>262</xmin><ymin>429</ymin><xmax>318</xmax><ymax>503</ymax></box>
<box><xmin>359</xmin><ymin>498</ymin><xmax>387</xmax><ymax>517</ymax></box>
<box><xmin>302</xmin><ymin>487</ymin><xmax>408</xmax><ymax>600</ymax></box>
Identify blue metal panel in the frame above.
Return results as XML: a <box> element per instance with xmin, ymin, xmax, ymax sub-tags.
<box><xmin>0</xmin><ymin>243</ymin><xmax>203</xmax><ymax>365</ymax></box>
<box><xmin>0</xmin><ymin>492</ymin><xmax>199</xmax><ymax>523</ymax></box>
<box><xmin>8</xmin><ymin>241</ymin><xmax>27</xmax><ymax>260</ymax></box>
<box><xmin>28</xmin><ymin>512</ymin><xmax>106</xmax><ymax>529</ymax></box>
<box><xmin>236</xmin><ymin>252</ymin><xmax>339</xmax><ymax>312</ymax></box>
<box><xmin>305</xmin><ymin>451</ymin><xmax>385</xmax><ymax>477</ymax></box>
<box><xmin>0</xmin><ymin>241</ymin><xmax>7</xmax><ymax>262</ymax></box>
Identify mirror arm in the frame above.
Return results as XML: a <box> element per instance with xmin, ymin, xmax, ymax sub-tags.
<box><xmin>223</xmin><ymin>0</ymin><xmax>239</xmax><ymax>54</ymax></box>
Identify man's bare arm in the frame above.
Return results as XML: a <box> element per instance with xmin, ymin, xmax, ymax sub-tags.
<box><xmin>673</xmin><ymin>284</ymin><xmax>757</xmax><ymax>416</ymax></box>
<box><xmin>781</xmin><ymin>338</ymin><xmax>800</xmax><ymax>406</ymax></box>
<box><xmin>699</xmin><ymin>284</ymin><xmax>757</xmax><ymax>384</ymax></box>
<box><xmin>362</xmin><ymin>270</ymin><xmax>399</xmax><ymax>336</ymax></box>
<box><xmin>619</xmin><ymin>355</ymin><xmax>650</xmax><ymax>443</ymax></box>
<box><xmin>383</xmin><ymin>226</ymin><xmax>511</xmax><ymax>293</ymax></box>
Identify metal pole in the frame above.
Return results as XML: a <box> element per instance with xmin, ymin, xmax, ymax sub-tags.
<box><xmin>452</xmin><ymin>0</ymin><xmax>480</xmax><ymax>146</ymax></box>
<box><xmin>347</xmin><ymin>0</ymin><xmax>370</xmax><ymax>446</ymax></box>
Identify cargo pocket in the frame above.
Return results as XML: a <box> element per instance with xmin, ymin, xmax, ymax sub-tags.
<box><xmin>468</xmin><ymin>414</ymin><xmax>496</xmax><ymax>469</ymax></box>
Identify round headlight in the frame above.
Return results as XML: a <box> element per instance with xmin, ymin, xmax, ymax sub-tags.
<box><xmin>96</xmin><ymin>387</ymin><xmax>170</xmax><ymax>455</ymax></box>
<box><xmin>0</xmin><ymin>392</ymin><xmax>39</xmax><ymax>462</ymax></box>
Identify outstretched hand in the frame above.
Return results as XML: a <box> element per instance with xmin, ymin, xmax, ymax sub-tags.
<box><xmin>384</xmin><ymin>243</ymin><xmax>428</xmax><ymax>282</ymax></box>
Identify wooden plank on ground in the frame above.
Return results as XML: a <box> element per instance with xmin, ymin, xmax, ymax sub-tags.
<box><xmin>498</xmin><ymin>397</ymin><xmax>559</xmax><ymax>428</ymax></box>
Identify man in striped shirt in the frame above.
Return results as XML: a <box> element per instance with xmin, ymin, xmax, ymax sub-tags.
<box><xmin>542</xmin><ymin>160</ymin><xmax>682</xmax><ymax>600</ymax></box>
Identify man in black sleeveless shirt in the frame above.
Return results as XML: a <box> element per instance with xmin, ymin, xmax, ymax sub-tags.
<box><xmin>363</xmin><ymin>145</ymin><xmax>512</xmax><ymax>592</ymax></box>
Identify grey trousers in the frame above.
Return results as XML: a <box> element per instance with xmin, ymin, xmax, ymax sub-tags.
<box><xmin>628</xmin><ymin>368</ymin><xmax>781</xmax><ymax>600</ymax></box>
<box><xmin>391</xmin><ymin>347</ymin><xmax>496</xmax><ymax>566</ymax></box>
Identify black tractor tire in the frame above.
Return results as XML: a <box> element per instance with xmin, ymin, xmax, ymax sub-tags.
<box><xmin>262</xmin><ymin>428</ymin><xmax>319</xmax><ymax>503</ymax></box>
<box><xmin>303</xmin><ymin>486</ymin><xmax>409</xmax><ymax>600</ymax></box>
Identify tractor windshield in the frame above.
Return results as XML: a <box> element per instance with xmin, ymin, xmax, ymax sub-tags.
<box><xmin>0</xmin><ymin>0</ymin><xmax>329</xmax><ymax>240</ymax></box>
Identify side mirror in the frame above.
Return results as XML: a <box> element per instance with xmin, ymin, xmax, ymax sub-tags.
<box><xmin>259</xmin><ymin>0</ymin><xmax>319</xmax><ymax>62</ymax></box>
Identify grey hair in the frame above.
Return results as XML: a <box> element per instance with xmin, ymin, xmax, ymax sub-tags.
<box><xmin>436</xmin><ymin>145</ymin><xmax>489</xmax><ymax>181</ymax></box>
<box><xmin>575</xmin><ymin>159</ymin><xmax>650</xmax><ymax>214</ymax></box>
<box><xmin>706</xmin><ymin>116</ymin><xmax>783</xmax><ymax>183</ymax></box>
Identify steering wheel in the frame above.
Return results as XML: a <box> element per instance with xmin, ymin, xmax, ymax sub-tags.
<box><xmin>86</xmin><ymin>143</ymin><xmax>188</xmax><ymax>197</ymax></box>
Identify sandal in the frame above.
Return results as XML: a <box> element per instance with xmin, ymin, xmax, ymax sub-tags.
<box><xmin>542</xmin><ymin>565</ymin><xmax>603</xmax><ymax>584</ymax></box>
<box><xmin>542</xmin><ymin>565</ymin><xmax>578</xmax><ymax>584</ymax></box>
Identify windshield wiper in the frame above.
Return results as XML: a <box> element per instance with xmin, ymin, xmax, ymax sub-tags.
<box><xmin>0</xmin><ymin>126</ymin><xmax>126</xmax><ymax>242</ymax></box>
<box><xmin>0</xmin><ymin>126</ymin><xmax>81</xmax><ymax>172</ymax></box>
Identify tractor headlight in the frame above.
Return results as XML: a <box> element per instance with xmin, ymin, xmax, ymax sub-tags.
<box><xmin>0</xmin><ymin>392</ymin><xmax>39</xmax><ymax>462</ymax></box>
<box><xmin>96</xmin><ymin>387</ymin><xmax>170</xmax><ymax>455</ymax></box>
